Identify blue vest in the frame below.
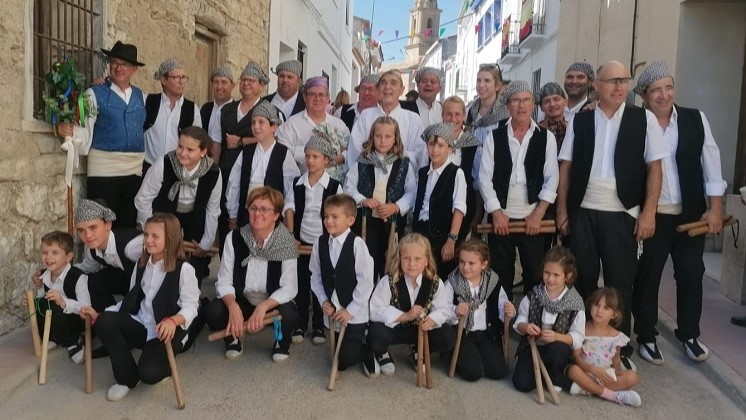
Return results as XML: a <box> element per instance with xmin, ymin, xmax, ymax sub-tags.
<box><xmin>90</xmin><ymin>81</ymin><xmax>146</xmax><ymax>152</ymax></box>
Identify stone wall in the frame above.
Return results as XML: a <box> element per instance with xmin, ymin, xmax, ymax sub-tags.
<box><xmin>0</xmin><ymin>0</ymin><xmax>270</xmax><ymax>336</ymax></box>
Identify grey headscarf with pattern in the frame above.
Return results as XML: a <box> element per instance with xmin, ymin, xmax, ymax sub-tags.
<box><xmin>447</xmin><ymin>268</ymin><xmax>501</xmax><ymax>333</ymax></box>
<box><xmin>166</xmin><ymin>151</ymin><xmax>213</xmax><ymax>201</ymax></box>
<box><xmin>531</xmin><ymin>284</ymin><xmax>585</xmax><ymax>315</ymax></box>
<box><xmin>250</xmin><ymin>100</ymin><xmax>283</xmax><ymax>125</ymax></box>
<box><xmin>566</xmin><ymin>62</ymin><xmax>595</xmax><ymax>80</ymax></box>
<box><xmin>468</xmin><ymin>97</ymin><xmax>510</xmax><ymax>129</ymax></box>
<box><xmin>305</xmin><ymin>133</ymin><xmax>337</xmax><ymax>158</ymax></box>
<box><xmin>454</xmin><ymin>128</ymin><xmax>480</xmax><ymax>149</ymax></box>
<box><xmin>415</xmin><ymin>67</ymin><xmax>444</xmax><ymax>84</ymax></box>
<box><xmin>238</xmin><ymin>223</ymin><xmax>299</xmax><ymax>267</ymax></box>
<box><xmin>633</xmin><ymin>59</ymin><xmax>673</xmax><ymax>96</ymax></box>
<box><xmin>501</xmin><ymin>80</ymin><xmax>533</xmax><ymax>106</ymax></box>
<box><xmin>241</xmin><ymin>61</ymin><xmax>269</xmax><ymax>85</ymax></box>
<box><xmin>210</xmin><ymin>65</ymin><xmax>234</xmax><ymax>82</ymax></box>
<box><xmin>421</xmin><ymin>122</ymin><xmax>457</xmax><ymax>147</ymax></box>
<box><xmin>75</xmin><ymin>199</ymin><xmax>116</xmax><ymax>223</ymax></box>
<box><xmin>154</xmin><ymin>58</ymin><xmax>184</xmax><ymax>80</ymax></box>
<box><xmin>537</xmin><ymin>82</ymin><xmax>566</xmax><ymax>103</ymax></box>
<box><xmin>272</xmin><ymin>60</ymin><xmax>303</xmax><ymax>78</ymax></box>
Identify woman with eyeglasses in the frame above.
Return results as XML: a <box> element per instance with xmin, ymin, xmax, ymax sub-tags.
<box><xmin>204</xmin><ymin>186</ymin><xmax>300</xmax><ymax>362</ymax></box>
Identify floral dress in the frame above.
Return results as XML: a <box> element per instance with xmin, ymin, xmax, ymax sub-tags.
<box><xmin>579</xmin><ymin>332</ymin><xmax>630</xmax><ymax>369</ymax></box>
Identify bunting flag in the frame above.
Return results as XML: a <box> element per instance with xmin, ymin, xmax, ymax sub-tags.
<box><xmin>463</xmin><ymin>1</ymin><xmax>471</xmax><ymax>11</ymax></box>
<box><xmin>475</xmin><ymin>24</ymin><xmax>481</xmax><ymax>34</ymax></box>
<box><xmin>439</xmin><ymin>27</ymin><xmax>446</xmax><ymax>37</ymax></box>
<box><xmin>378</xmin><ymin>30</ymin><xmax>384</xmax><ymax>36</ymax></box>
<box><xmin>424</xmin><ymin>28</ymin><xmax>432</xmax><ymax>37</ymax></box>
<box><xmin>395</xmin><ymin>29</ymin><xmax>399</xmax><ymax>38</ymax></box>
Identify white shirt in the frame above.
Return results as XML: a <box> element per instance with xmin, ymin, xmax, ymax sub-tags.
<box><xmin>144</xmin><ymin>93</ymin><xmax>202</xmax><ymax>164</ymax></box>
<box><xmin>225</xmin><ymin>140</ymin><xmax>301</xmax><ymax>218</ymax></box>
<box><xmin>275</xmin><ymin>110</ymin><xmax>351</xmax><ymax>172</ymax></box>
<box><xmin>76</xmin><ymin>233</ymin><xmax>144</xmax><ymax>274</ymax></box>
<box><xmin>207</xmin><ymin>100</ymin><xmax>232</xmax><ymax>143</ymax></box>
<box><xmin>343</xmin><ymin>151</ymin><xmax>417</xmax><ymax>215</ymax></box>
<box><xmin>564</xmin><ymin>96</ymin><xmax>588</xmax><ymax>122</ymax></box>
<box><xmin>418</xmin><ymin>158</ymin><xmax>467</xmax><ymax>221</ymax></box>
<box><xmin>655</xmin><ymin>108</ymin><xmax>727</xmax><ymax>206</ymax></box>
<box><xmin>370</xmin><ymin>274</ymin><xmax>453</xmax><ymax>328</ymax></box>
<box><xmin>480</xmin><ymin>119</ymin><xmax>559</xmax><ymax>214</ymax></box>
<box><xmin>309</xmin><ymin>228</ymin><xmax>375</xmax><ymax>326</ymax></box>
<box><xmin>513</xmin><ymin>286</ymin><xmax>586</xmax><ymax>350</ymax></box>
<box><xmin>270</xmin><ymin>91</ymin><xmax>299</xmax><ymax>118</ymax></box>
<box><xmin>237</xmin><ymin>97</ymin><xmax>261</xmax><ymax>121</ymax></box>
<box><xmin>37</xmin><ymin>264</ymin><xmax>90</xmax><ymax>315</ymax></box>
<box><xmin>444</xmin><ymin>279</ymin><xmax>510</xmax><ymax>332</ymax></box>
<box><xmin>215</xmin><ymin>230</ymin><xmax>298</xmax><ymax>306</ymax></box>
<box><xmin>108</xmin><ymin>258</ymin><xmax>200</xmax><ymax>342</ymax></box>
<box><xmin>283</xmin><ymin>172</ymin><xmax>332</xmax><ymax>244</ymax></box>
<box><xmin>415</xmin><ymin>98</ymin><xmax>443</xmax><ymax>127</ymax></box>
<box><xmin>348</xmin><ymin>104</ymin><xmax>426</xmax><ymax>170</ymax></box>
<box><xmin>134</xmin><ymin>155</ymin><xmax>222</xmax><ymax>250</ymax></box>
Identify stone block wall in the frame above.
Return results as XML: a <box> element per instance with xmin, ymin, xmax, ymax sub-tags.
<box><xmin>0</xmin><ymin>0</ymin><xmax>270</xmax><ymax>336</ymax></box>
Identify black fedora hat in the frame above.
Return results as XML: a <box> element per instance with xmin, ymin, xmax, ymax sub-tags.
<box><xmin>101</xmin><ymin>41</ymin><xmax>145</xmax><ymax>67</ymax></box>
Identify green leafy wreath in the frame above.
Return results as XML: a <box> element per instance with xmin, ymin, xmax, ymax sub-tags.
<box><xmin>40</xmin><ymin>57</ymin><xmax>96</xmax><ymax>130</ymax></box>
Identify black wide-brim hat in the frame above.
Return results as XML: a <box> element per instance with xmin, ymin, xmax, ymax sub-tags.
<box><xmin>101</xmin><ymin>41</ymin><xmax>145</xmax><ymax>67</ymax></box>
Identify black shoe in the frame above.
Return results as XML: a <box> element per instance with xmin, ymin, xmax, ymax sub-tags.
<box><xmin>311</xmin><ymin>328</ymin><xmax>326</xmax><ymax>345</ymax></box>
<box><xmin>291</xmin><ymin>329</ymin><xmax>305</xmax><ymax>344</ymax></box>
<box><xmin>272</xmin><ymin>341</ymin><xmax>289</xmax><ymax>363</ymax></box>
<box><xmin>620</xmin><ymin>355</ymin><xmax>637</xmax><ymax>372</ymax></box>
<box><xmin>731</xmin><ymin>315</ymin><xmax>746</xmax><ymax>327</ymax></box>
<box><xmin>363</xmin><ymin>352</ymin><xmax>380</xmax><ymax>378</ymax></box>
<box><xmin>225</xmin><ymin>339</ymin><xmax>243</xmax><ymax>361</ymax></box>
<box><xmin>682</xmin><ymin>338</ymin><xmax>709</xmax><ymax>362</ymax></box>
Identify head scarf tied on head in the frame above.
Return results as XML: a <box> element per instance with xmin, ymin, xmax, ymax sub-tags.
<box><xmin>415</xmin><ymin>67</ymin><xmax>444</xmax><ymax>84</ymax></box>
<box><xmin>566</xmin><ymin>62</ymin><xmax>595</xmax><ymax>80</ymax></box>
<box><xmin>241</xmin><ymin>61</ymin><xmax>269</xmax><ymax>84</ymax></box>
<box><xmin>250</xmin><ymin>100</ymin><xmax>283</xmax><ymax>126</ymax></box>
<box><xmin>305</xmin><ymin>128</ymin><xmax>338</xmax><ymax>159</ymax></box>
<box><xmin>272</xmin><ymin>60</ymin><xmax>303</xmax><ymax>78</ymax></box>
<box><xmin>501</xmin><ymin>80</ymin><xmax>533</xmax><ymax>106</ymax></box>
<box><xmin>210</xmin><ymin>65</ymin><xmax>234</xmax><ymax>82</ymax></box>
<box><xmin>355</xmin><ymin>74</ymin><xmax>380</xmax><ymax>92</ymax></box>
<box><xmin>633</xmin><ymin>59</ymin><xmax>673</xmax><ymax>96</ymax></box>
<box><xmin>422</xmin><ymin>122</ymin><xmax>457</xmax><ymax>148</ymax></box>
<box><xmin>75</xmin><ymin>199</ymin><xmax>117</xmax><ymax>224</ymax></box>
<box><xmin>154</xmin><ymin>58</ymin><xmax>184</xmax><ymax>80</ymax></box>
<box><xmin>537</xmin><ymin>82</ymin><xmax>567</xmax><ymax>103</ymax></box>
<box><xmin>303</xmin><ymin>76</ymin><xmax>328</xmax><ymax>92</ymax></box>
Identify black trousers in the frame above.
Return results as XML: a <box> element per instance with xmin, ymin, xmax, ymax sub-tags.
<box><xmin>204</xmin><ymin>295</ymin><xmax>299</xmax><ymax>352</ymax></box>
<box><xmin>296</xmin><ymin>252</ymin><xmax>323</xmax><ymax>332</ymax></box>
<box><xmin>455</xmin><ymin>329</ymin><xmax>507</xmax><ymax>382</ymax></box>
<box><xmin>367</xmin><ymin>321</ymin><xmax>455</xmax><ymax>355</ymax></box>
<box><xmin>413</xmin><ymin>220</ymin><xmax>457</xmax><ymax>281</ymax></box>
<box><xmin>335</xmin><ymin>323</ymin><xmax>370</xmax><ymax>370</ymax></box>
<box><xmin>570</xmin><ymin>208</ymin><xmax>637</xmax><ymax>338</ymax></box>
<box><xmin>88</xmin><ymin>267</ymin><xmax>132</xmax><ymax>312</ymax></box>
<box><xmin>633</xmin><ymin>213</ymin><xmax>706</xmax><ymax>342</ymax></box>
<box><xmin>512</xmin><ymin>342</ymin><xmax>572</xmax><ymax>392</ymax></box>
<box><xmin>95</xmin><ymin>312</ymin><xmax>186</xmax><ymax>388</ymax></box>
<box><xmin>354</xmin><ymin>216</ymin><xmax>387</xmax><ymax>282</ymax></box>
<box><xmin>174</xmin><ymin>211</ymin><xmax>211</xmax><ymax>288</ymax></box>
<box><xmin>488</xmin><ymin>229</ymin><xmax>545</xmax><ymax>301</ymax></box>
<box><xmin>35</xmin><ymin>300</ymin><xmax>83</xmax><ymax>347</ymax></box>
<box><xmin>87</xmin><ymin>175</ymin><xmax>141</xmax><ymax>229</ymax></box>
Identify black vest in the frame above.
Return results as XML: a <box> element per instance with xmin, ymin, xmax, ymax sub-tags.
<box><xmin>237</xmin><ymin>142</ymin><xmax>289</xmax><ymax>226</ymax></box>
<box><xmin>459</xmin><ymin>146</ymin><xmax>478</xmax><ymax>237</ymax></box>
<box><xmin>119</xmin><ymin>261</ymin><xmax>184</xmax><ymax>324</ymax></box>
<box><xmin>231</xmin><ymin>231</ymin><xmax>282</xmax><ymax>296</ymax></box>
<box><xmin>292</xmin><ymin>176</ymin><xmax>341</xmax><ymax>240</ymax></box>
<box><xmin>42</xmin><ymin>266</ymin><xmax>85</xmax><ymax>301</ymax></box>
<box><xmin>340</xmin><ymin>104</ymin><xmax>356</xmax><ymax>132</ymax></box>
<box><xmin>219</xmin><ymin>101</ymin><xmax>255</xmax><ymax>174</ymax></box>
<box><xmin>356</xmin><ymin>157</ymin><xmax>410</xmax><ymax>219</ymax></box>
<box><xmin>318</xmin><ymin>233</ymin><xmax>358</xmax><ymax>308</ymax></box>
<box><xmin>516</xmin><ymin>289</ymin><xmax>578</xmax><ymax>354</ymax></box>
<box><xmin>152</xmin><ymin>155</ymin><xmax>221</xmax><ymax>241</ymax></box>
<box><xmin>491</xmin><ymin>125</ymin><xmax>547</xmax><ymax>207</ymax></box>
<box><xmin>389</xmin><ymin>276</ymin><xmax>439</xmax><ymax>327</ymax></box>
<box><xmin>88</xmin><ymin>229</ymin><xmax>142</xmax><ymax>276</ymax></box>
<box><xmin>143</xmin><ymin>94</ymin><xmax>195</xmax><ymax>133</ymax></box>
<box><xmin>568</xmin><ymin>106</ymin><xmax>647</xmax><ymax>217</ymax></box>
<box><xmin>413</xmin><ymin>163</ymin><xmax>459</xmax><ymax>243</ymax></box>
<box><xmin>262</xmin><ymin>92</ymin><xmax>306</xmax><ymax>117</ymax></box>
<box><xmin>673</xmin><ymin>105</ymin><xmax>707</xmax><ymax>223</ymax></box>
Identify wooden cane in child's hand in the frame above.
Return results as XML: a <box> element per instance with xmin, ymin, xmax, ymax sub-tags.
<box><xmin>39</xmin><ymin>309</ymin><xmax>52</xmax><ymax>385</ymax></box>
<box><xmin>84</xmin><ymin>315</ymin><xmax>93</xmax><ymax>394</ymax></box>
<box><xmin>25</xmin><ymin>290</ymin><xmax>42</xmax><ymax>357</ymax></box>
<box><xmin>503</xmin><ymin>314</ymin><xmax>512</xmax><ymax>369</ymax></box>
<box><xmin>165</xmin><ymin>340</ymin><xmax>186</xmax><ymax>410</ymax></box>
<box><xmin>417</xmin><ymin>322</ymin><xmax>425</xmax><ymax>387</ymax></box>
<box><xmin>328</xmin><ymin>322</ymin><xmax>346</xmax><ymax>391</ymax></box>
<box><xmin>424</xmin><ymin>329</ymin><xmax>433</xmax><ymax>389</ymax></box>
<box><xmin>328</xmin><ymin>317</ymin><xmax>336</xmax><ymax>360</ymax></box>
<box><xmin>538</xmin><ymin>354</ymin><xmax>561</xmax><ymax>405</ymax></box>
<box><xmin>361</xmin><ymin>216</ymin><xmax>368</xmax><ymax>242</ymax></box>
<box><xmin>449</xmin><ymin>316</ymin><xmax>466</xmax><ymax>378</ymax></box>
<box><xmin>207</xmin><ymin>310</ymin><xmax>281</xmax><ymax>341</ymax></box>
<box><xmin>528</xmin><ymin>337</ymin><xmax>545</xmax><ymax>404</ymax></box>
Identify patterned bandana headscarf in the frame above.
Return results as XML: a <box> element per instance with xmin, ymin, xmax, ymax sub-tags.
<box><xmin>537</xmin><ymin>82</ymin><xmax>566</xmax><ymax>103</ymax></box>
<box><xmin>421</xmin><ymin>122</ymin><xmax>457</xmax><ymax>148</ymax></box>
<box><xmin>355</xmin><ymin>74</ymin><xmax>380</xmax><ymax>92</ymax></box>
<box><xmin>251</xmin><ymin>100</ymin><xmax>283</xmax><ymax>125</ymax></box>
<box><xmin>210</xmin><ymin>66</ymin><xmax>234</xmax><ymax>82</ymax></box>
<box><xmin>272</xmin><ymin>60</ymin><xmax>303</xmax><ymax>78</ymax></box>
<box><xmin>75</xmin><ymin>199</ymin><xmax>116</xmax><ymax>224</ymax></box>
<box><xmin>238</xmin><ymin>223</ymin><xmax>299</xmax><ymax>267</ymax></box>
<box><xmin>305</xmin><ymin>133</ymin><xmax>337</xmax><ymax>159</ymax></box>
<box><xmin>166</xmin><ymin>151</ymin><xmax>213</xmax><ymax>201</ymax></box>
<box><xmin>304</xmin><ymin>76</ymin><xmax>328</xmax><ymax>91</ymax></box>
<box><xmin>447</xmin><ymin>268</ymin><xmax>500</xmax><ymax>332</ymax></box>
<box><xmin>633</xmin><ymin>59</ymin><xmax>673</xmax><ymax>96</ymax></box>
<box><xmin>468</xmin><ymin>97</ymin><xmax>509</xmax><ymax>129</ymax></box>
<box><xmin>501</xmin><ymin>80</ymin><xmax>533</xmax><ymax>106</ymax></box>
<box><xmin>241</xmin><ymin>61</ymin><xmax>269</xmax><ymax>85</ymax></box>
<box><xmin>566</xmin><ymin>62</ymin><xmax>595</xmax><ymax>80</ymax></box>
<box><xmin>530</xmin><ymin>284</ymin><xmax>585</xmax><ymax>315</ymax></box>
<box><xmin>154</xmin><ymin>58</ymin><xmax>184</xmax><ymax>80</ymax></box>
<box><xmin>415</xmin><ymin>67</ymin><xmax>443</xmax><ymax>84</ymax></box>
<box><xmin>454</xmin><ymin>128</ymin><xmax>480</xmax><ymax>149</ymax></box>
<box><xmin>358</xmin><ymin>152</ymin><xmax>398</xmax><ymax>174</ymax></box>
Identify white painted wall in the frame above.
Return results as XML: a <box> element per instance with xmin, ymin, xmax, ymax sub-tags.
<box><xmin>455</xmin><ymin>2</ymin><xmax>477</xmax><ymax>102</ymax></box>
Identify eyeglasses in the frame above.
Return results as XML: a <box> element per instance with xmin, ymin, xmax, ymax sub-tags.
<box><xmin>165</xmin><ymin>75</ymin><xmax>189</xmax><ymax>82</ymax></box>
<box><xmin>479</xmin><ymin>63</ymin><xmax>502</xmax><ymax>72</ymax></box>
<box><xmin>598</xmin><ymin>77</ymin><xmax>631</xmax><ymax>86</ymax></box>
<box><xmin>509</xmin><ymin>97</ymin><xmax>534</xmax><ymax>106</ymax></box>
<box><xmin>305</xmin><ymin>92</ymin><xmax>328</xmax><ymax>99</ymax></box>
<box><xmin>109</xmin><ymin>60</ymin><xmax>133</xmax><ymax>70</ymax></box>
<box><xmin>248</xmin><ymin>206</ymin><xmax>275</xmax><ymax>215</ymax></box>
<box><xmin>358</xmin><ymin>86</ymin><xmax>376</xmax><ymax>93</ymax></box>
<box><xmin>240</xmin><ymin>77</ymin><xmax>260</xmax><ymax>84</ymax></box>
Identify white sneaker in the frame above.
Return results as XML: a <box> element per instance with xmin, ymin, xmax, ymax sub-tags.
<box><xmin>377</xmin><ymin>352</ymin><xmax>395</xmax><ymax>376</ymax></box>
<box><xmin>225</xmin><ymin>339</ymin><xmax>243</xmax><ymax>361</ymax></box>
<box><xmin>683</xmin><ymin>339</ymin><xmax>709</xmax><ymax>362</ymax></box>
<box><xmin>106</xmin><ymin>384</ymin><xmax>131</xmax><ymax>402</ymax></box>
<box><xmin>46</xmin><ymin>341</ymin><xmax>58</xmax><ymax>350</ymax></box>
<box><xmin>570</xmin><ymin>382</ymin><xmax>589</xmax><ymax>396</ymax></box>
<box><xmin>68</xmin><ymin>344</ymin><xmax>85</xmax><ymax>365</ymax></box>
<box><xmin>620</xmin><ymin>355</ymin><xmax>637</xmax><ymax>372</ymax></box>
<box><xmin>272</xmin><ymin>342</ymin><xmax>290</xmax><ymax>363</ymax></box>
<box><xmin>638</xmin><ymin>342</ymin><xmax>664</xmax><ymax>365</ymax></box>
<box><xmin>614</xmin><ymin>390</ymin><xmax>642</xmax><ymax>407</ymax></box>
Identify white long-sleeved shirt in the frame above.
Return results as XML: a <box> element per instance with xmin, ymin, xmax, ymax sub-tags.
<box><xmin>343</xmin><ymin>152</ymin><xmax>417</xmax><ymax>215</ymax></box>
<box><xmin>444</xmin><ymin>280</ymin><xmax>509</xmax><ymax>331</ymax></box>
<box><xmin>479</xmin><ymin>119</ymin><xmax>559</xmax><ymax>216</ymax></box>
<box><xmin>275</xmin><ymin>110</ymin><xmax>350</xmax><ymax>173</ymax></box>
<box><xmin>37</xmin><ymin>263</ymin><xmax>90</xmax><ymax>315</ymax></box>
<box><xmin>563</xmin><ymin>96</ymin><xmax>588</xmax><ymax>122</ymax></box>
<box><xmin>370</xmin><ymin>274</ymin><xmax>453</xmax><ymax>328</ymax></box>
<box><xmin>144</xmin><ymin>93</ymin><xmax>202</xmax><ymax>164</ymax></box>
<box><xmin>309</xmin><ymin>228</ymin><xmax>374</xmax><ymax>326</ymax></box>
<box><xmin>207</xmin><ymin>100</ymin><xmax>232</xmax><ymax>144</ymax></box>
<box><xmin>415</xmin><ymin>98</ymin><xmax>443</xmax><ymax>128</ymax></box>
<box><xmin>513</xmin><ymin>286</ymin><xmax>586</xmax><ymax>350</ymax></box>
<box><xmin>75</xmin><ymin>233</ymin><xmax>143</xmax><ymax>274</ymax></box>
<box><xmin>283</xmin><ymin>171</ymin><xmax>332</xmax><ymax>244</ymax></box>
<box><xmin>270</xmin><ymin>91</ymin><xmax>299</xmax><ymax>118</ymax></box>
<box><xmin>224</xmin><ymin>140</ymin><xmax>300</xmax><ymax>218</ymax></box>
<box><xmin>215</xmin><ymin>230</ymin><xmax>298</xmax><ymax>306</ymax></box>
<box><xmin>417</xmin><ymin>159</ymin><xmax>467</xmax><ymax>221</ymax></box>
<box><xmin>134</xmin><ymin>155</ymin><xmax>222</xmax><ymax>251</ymax></box>
<box><xmin>107</xmin><ymin>258</ymin><xmax>200</xmax><ymax>342</ymax></box>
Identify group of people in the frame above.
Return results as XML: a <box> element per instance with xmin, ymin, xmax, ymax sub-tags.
<box><xmin>32</xmin><ymin>39</ymin><xmax>727</xmax><ymax>407</ymax></box>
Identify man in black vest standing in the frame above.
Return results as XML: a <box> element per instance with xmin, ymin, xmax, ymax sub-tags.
<box><xmin>336</xmin><ymin>74</ymin><xmax>380</xmax><ymax>132</ymax></box>
<box><xmin>264</xmin><ymin>60</ymin><xmax>305</xmax><ymax>118</ymax></box>
<box><xmin>563</xmin><ymin>62</ymin><xmax>595</xmax><ymax>121</ymax></box>
<box><xmin>631</xmin><ymin>60</ymin><xmax>726</xmax><ymax>365</ymax></box>
<box><xmin>556</xmin><ymin>60</ymin><xmax>668</xmax><ymax>371</ymax></box>
<box><xmin>143</xmin><ymin>58</ymin><xmax>202</xmax><ymax>174</ymax></box>
<box><xmin>201</xmin><ymin>66</ymin><xmax>236</xmax><ymax>165</ymax></box>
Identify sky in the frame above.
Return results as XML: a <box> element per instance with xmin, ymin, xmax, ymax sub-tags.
<box><xmin>354</xmin><ymin>0</ymin><xmax>463</xmax><ymax>63</ymax></box>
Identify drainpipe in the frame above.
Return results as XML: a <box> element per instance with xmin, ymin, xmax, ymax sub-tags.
<box><xmin>628</xmin><ymin>0</ymin><xmax>642</xmax><ymax>105</ymax></box>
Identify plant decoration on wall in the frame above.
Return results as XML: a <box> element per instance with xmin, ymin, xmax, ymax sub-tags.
<box><xmin>40</xmin><ymin>56</ymin><xmax>96</xmax><ymax>136</ymax></box>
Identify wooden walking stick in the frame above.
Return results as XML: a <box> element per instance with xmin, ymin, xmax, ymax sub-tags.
<box><xmin>423</xmin><ymin>329</ymin><xmax>432</xmax><ymax>389</ymax></box>
<box><xmin>687</xmin><ymin>217</ymin><xmax>737</xmax><ymax>237</ymax></box>
<box><xmin>39</xmin><ymin>309</ymin><xmax>52</xmax><ymax>385</ymax></box>
<box><xmin>208</xmin><ymin>310</ymin><xmax>281</xmax><ymax>341</ymax></box>
<box><xmin>327</xmin><ymin>322</ymin><xmax>346</xmax><ymax>391</ymax></box>
<box><xmin>361</xmin><ymin>215</ymin><xmax>368</xmax><ymax>241</ymax></box>
<box><xmin>528</xmin><ymin>337</ymin><xmax>545</xmax><ymax>404</ymax></box>
<box><xmin>417</xmin><ymin>322</ymin><xmax>425</xmax><ymax>387</ymax></box>
<box><xmin>503</xmin><ymin>314</ymin><xmax>512</xmax><ymax>368</ymax></box>
<box><xmin>328</xmin><ymin>317</ymin><xmax>336</xmax><ymax>359</ymax></box>
<box><xmin>84</xmin><ymin>315</ymin><xmax>93</xmax><ymax>394</ymax></box>
<box><xmin>449</xmin><ymin>316</ymin><xmax>466</xmax><ymax>378</ymax></box>
<box><xmin>538</xmin><ymin>355</ymin><xmax>561</xmax><ymax>405</ymax></box>
<box><xmin>165</xmin><ymin>340</ymin><xmax>186</xmax><ymax>410</ymax></box>
<box><xmin>25</xmin><ymin>290</ymin><xmax>42</xmax><ymax>356</ymax></box>
<box><xmin>677</xmin><ymin>214</ymin><xmax>732</xmax><ymax>233</ymax></box>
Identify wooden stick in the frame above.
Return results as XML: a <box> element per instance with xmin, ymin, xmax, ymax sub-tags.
<box><xmin>25</xmin><ymin>290</ymin><xmax>42</xmax><ymax>357</ymax></box>
<box><xmin>538</xmin><ymin>354</ymin><xmax>561</xmax><ymax>405</ymax></box>
<box><xmin>298</xmin><ymin>245</ymin><xmax>312</xmax><ymax>256</ymax></box>
<box><xmin>476</xmin><ymin>225</ymin><xmax>557</xmax><ymax>234</ymax></box>
<box><xmin>67</xmin><ymin>186</ymin><xmax>73</xmax><ymax>235</ymax></box>
<box><xmin>477</xmin><ymin>221</ymin><xmax>555</xmax><ymax>231</ymax></box>
<box><xmin>39</xmin><ymin>310</ymin><xmax>52</xmax><ymax>385</ymax></box>
<box><xmin>182</xmin><ymin>241</ymin><xmax>219</xmax><ymax>258</ymax></box>
<box><xmin>688</xmin><ymin>217</ymin><xmax>737</xmax><ymax>237</ymax></box>
<box><xmin>164</xmin><ymin>340</ymin><xmax>185</xmax><ymax>410</ymax></box>
<box><xmin>327</xmin><ymin>323</ymin><xmax>346</xmax><ymax>391</ymax></box>
<box><xmin>449</xmin><ymin>316</ymin><xmax>465</xmax><ymax>378</ymax></box>
<box><xmin>677</xmin><ymin>215</ymin><xmax>732</xmax><ymax>233</ymax></box>
<box><xmin>423</xmin><ymin>330</ymin><xmax>432</xmax><ymax>389</ymax></box>
<box><xmin>84</xmin><ymin>316</ymin><xmax>92</xmax><ymax>394</ymax></box>
<box><xmin>417</xmin><ymin>323</ymin><xmax>425</xmax><ymax>387</ymax></box>
<box><xmin>328</xmin><ymin>318</ymin><xmax>336</xmax><ymax>360</ymax></box>
<box><xmin>503</xmin><ymin>314</ymin><xmax>512</xmax><ymax>368</ymax></box>
<box><xmin>528</xmin><ymin>337</ymin><xmax>545</xmax><ymax>404</ymax></box>
<box><xmin>207</xmin><ymin>310</ymin><xmax>281</xmax><ymax>341</ymax></box>
<box><xmin>361</xmin><ymin>216</ymin><xmax>367</xmax><ymax>242</ymax></box>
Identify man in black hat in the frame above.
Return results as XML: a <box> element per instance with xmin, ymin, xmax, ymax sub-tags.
<box><xmin>57</xmin><ymin>41</ymin><xmax>147</xmax><ymax>228</ymax></box>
